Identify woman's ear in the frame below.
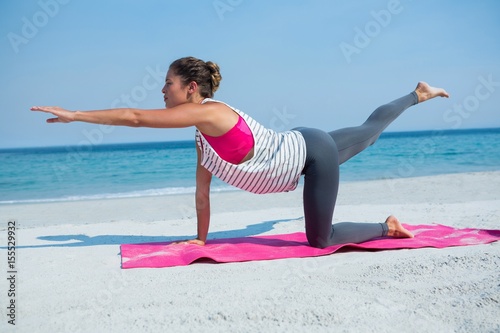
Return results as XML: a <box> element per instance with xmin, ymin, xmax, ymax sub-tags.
<box><xmin>188</xmin><ymin>81</ymin><xmax>198</xmax><ymax>93</ymax></box>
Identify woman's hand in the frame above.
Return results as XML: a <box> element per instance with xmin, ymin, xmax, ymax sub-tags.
<box><xmin>172</xmin><ymin>238</ymin><xmax>206</xmax><ymax>246</ymax></box>
<box><xmin>31</xmin><ymin>106</ymin><xmax>76</xmax><ymax>123</ymax></box>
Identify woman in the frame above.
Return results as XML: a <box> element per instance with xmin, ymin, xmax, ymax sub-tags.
<box><xmin>31</xmin><ymin>56</ymin><xmax>449</xmax><ymax>248</ymax></box>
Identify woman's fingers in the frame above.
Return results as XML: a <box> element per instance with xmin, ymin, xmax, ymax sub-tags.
<box><xmin>186</xmin><ymin>239</ymin><xmax>205</xmax><ymax>246</ymax></box>
<box><xmin>31</xmin><ymin>106</ymin><xmax>74</xmax><ymax>123</ymax></box>
<box><xmin>31</xmin><ymin>106</ymin><xmax>52</xmax><ymax>112</ymax></box>
<box><xmin>171</xmin><ymin>239</ymin><xmax>205</xmax><ymax>246</ymax></box>
<box><xmin>31</xmin><ymin>106</ymin><xmax>64</xmax><ymax>113</ymax></box>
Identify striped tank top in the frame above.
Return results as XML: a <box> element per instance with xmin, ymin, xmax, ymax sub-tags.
<box><xmin>195</xmin><ymin>98</ymin><xmax>307</xmax><ymax>194</ymax></box>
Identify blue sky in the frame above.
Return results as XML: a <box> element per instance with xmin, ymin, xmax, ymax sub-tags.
<box><xmin>1</xmin><ymin>0</ymin><xmax>499</xmax><ymax>148</ymax></box>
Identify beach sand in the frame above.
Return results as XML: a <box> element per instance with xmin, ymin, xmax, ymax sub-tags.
<box><xmin>1</xmin><ymin>171</ymin><xmax>499</xmax><ymax>332</ymax></box>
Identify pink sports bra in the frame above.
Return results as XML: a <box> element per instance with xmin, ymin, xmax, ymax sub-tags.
<box><xmin>201</xmin><ymin>115</ymin><xmax>254</xmax><ymax>164</ymax></box>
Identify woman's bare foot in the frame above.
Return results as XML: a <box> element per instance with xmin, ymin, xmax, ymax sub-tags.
<box><xmin>414</xmin><ymin>81</ymin><xmax>450</xmax><ymax>103</ymax></box>
<box><xmin>385</xmin><ymin>215</ymin><xmax>414</xmax><ymax>238</ymax></box>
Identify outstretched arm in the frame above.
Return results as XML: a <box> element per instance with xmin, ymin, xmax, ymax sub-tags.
<box><xmin>30</xmin><ymin>103</ymin><xmax>214</xmax><ymax>128</ymax></box>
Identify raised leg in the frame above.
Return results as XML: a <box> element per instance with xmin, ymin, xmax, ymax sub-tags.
<box><xmin>330</xmin><ymin>92</ymin><xmax>418</xmax><ymax>165</ymax></box>
<box><xmin>331</xmin><ymin>82</ymin><xmax>449</xmax><ymax>165</ymax></box>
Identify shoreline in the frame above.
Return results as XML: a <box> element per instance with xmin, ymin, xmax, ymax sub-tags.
<box><xmin>0</xmin><ymin>171</ymin><xmax>499</xmax><ymax>332</ymax></box>
<box><xmin>2</xmin><ymin>156</ymin><xmax>500</xmax><ymax>204</ymax></box>
<box><xmin>1</xmin><ymin>170</ymin><xmax>499</xmax><ymax>228</ymax></box>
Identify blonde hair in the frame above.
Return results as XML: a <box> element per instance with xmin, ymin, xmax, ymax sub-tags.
<box><xmin>169</xmin><ymin>57</ymin><xmax>222</xmax><ymax>98</ymax></box>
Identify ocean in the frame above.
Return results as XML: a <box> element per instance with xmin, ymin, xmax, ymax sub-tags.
<box><xmin>1</xmin><ymin>128</ymin><xmax>499</xmax><ymax>204</ymax></box>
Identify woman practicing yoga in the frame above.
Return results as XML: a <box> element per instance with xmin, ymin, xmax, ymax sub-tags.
<box><xmin>31</xmin><ymin>56</ymin><xmax>449</xmax><ymax>248</ymax></box>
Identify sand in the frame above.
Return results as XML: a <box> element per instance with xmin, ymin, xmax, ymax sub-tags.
<box><xmin>0</xmin><ymin>171</ymin><xmax>499</xmax><ymax>332</ymax></box>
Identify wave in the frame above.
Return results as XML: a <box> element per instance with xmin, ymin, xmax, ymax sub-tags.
<box><xmin>0</xmin><ymin>185</ymin><xmax>236</xmax><ymax>205</ymax></box>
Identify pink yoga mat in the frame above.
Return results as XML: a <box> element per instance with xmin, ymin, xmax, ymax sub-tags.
<box><xmin>120</xmin><ymin>224</ymin><xmax>500</xmax><ymax>269</ymax></box>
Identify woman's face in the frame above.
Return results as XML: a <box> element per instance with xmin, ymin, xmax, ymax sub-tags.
<box><xmin>162</xmin><ymin>69</ymin><xmax>189</xmax><ymax>108</ymax></box>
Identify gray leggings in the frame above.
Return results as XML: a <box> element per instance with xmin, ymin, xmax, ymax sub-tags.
<box><xmin>295</xmin><ymin>92</ymin><xmax>418</xmax><ymax>248</ymax></box>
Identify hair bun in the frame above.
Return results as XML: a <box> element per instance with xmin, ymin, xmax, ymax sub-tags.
<box><xmin>206</xmin><ymin>61</ymin><xmax>222</xmax><ymax>94</ymax></box>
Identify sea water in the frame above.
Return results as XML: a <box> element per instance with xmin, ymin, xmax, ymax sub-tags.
<box><xmin>1</xmin><ymin>128</ymin><xmax>499</xmax><ymax>204</ymax></box>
